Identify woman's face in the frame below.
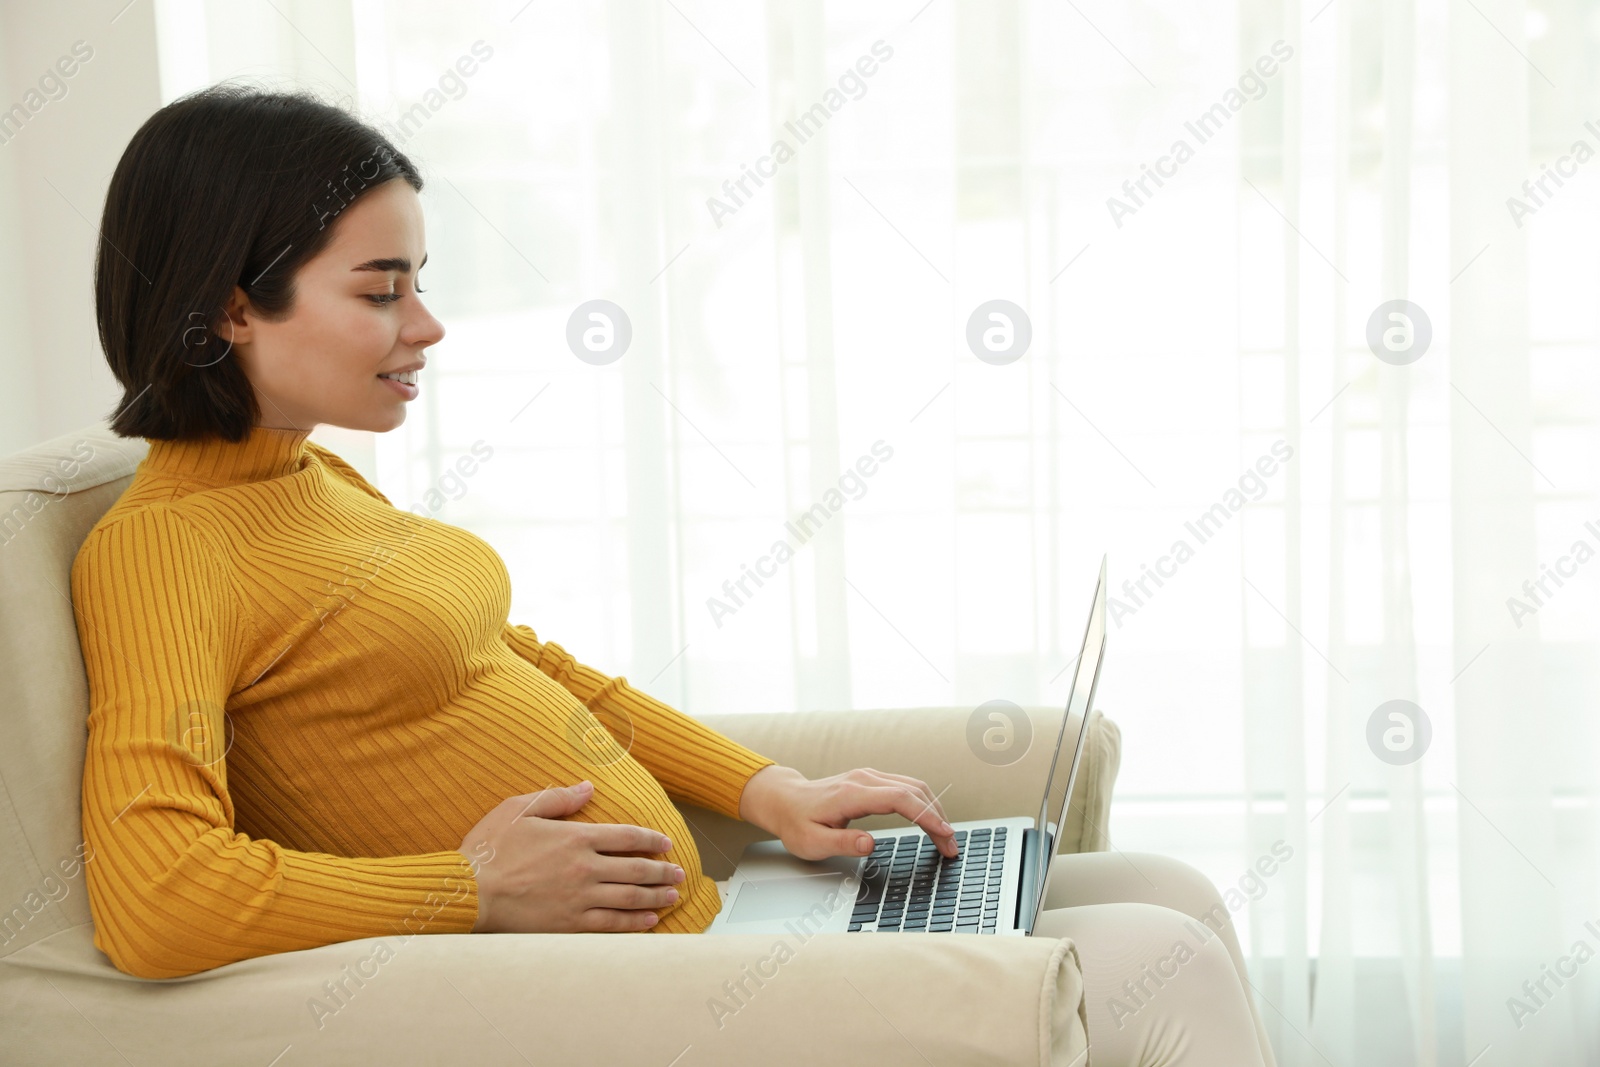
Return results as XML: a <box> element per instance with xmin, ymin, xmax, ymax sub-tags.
<box><xmin>223</xmin><ymin>178</ymin><xmax>445</xmax><ymax>433</ymax></box>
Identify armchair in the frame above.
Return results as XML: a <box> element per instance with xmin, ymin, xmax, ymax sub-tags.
<box><xmin>0</xmin><ymin>424</ymin><xmax>1121</xmax><ymax>1066</ymax></box>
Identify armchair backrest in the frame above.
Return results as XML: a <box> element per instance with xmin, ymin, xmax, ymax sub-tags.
<box><xmin>0</xmin><ymin>423</ymin><xmax>147</xmax><ymax>960</ymax></box>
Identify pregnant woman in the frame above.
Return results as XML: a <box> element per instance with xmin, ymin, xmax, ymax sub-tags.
<box><xmin>73</xmin><ymin>84</ymin><xmax>1276</xmax><ymax>1066</ymax></box>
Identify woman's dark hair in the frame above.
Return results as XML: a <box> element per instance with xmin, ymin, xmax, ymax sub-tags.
<box><xmin>95</xmin><ymin>82</ymin><xmax>423</xmax><ymax>441</ymax></box>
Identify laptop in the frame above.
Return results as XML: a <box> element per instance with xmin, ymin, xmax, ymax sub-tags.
<box><xmin>706</xmin><ymin>555</ymin><xmax>1108</xmax><ymax>937</ymax></box>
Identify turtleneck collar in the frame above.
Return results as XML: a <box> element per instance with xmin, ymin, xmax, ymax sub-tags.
<box><xmin>142</xmin><ymin>424</ymin><xmax>315</xmax><ymax>486</ymax></box>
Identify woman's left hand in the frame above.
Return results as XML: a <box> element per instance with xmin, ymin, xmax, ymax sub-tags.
<box><xmin>737</xmin><ymin>764</ymin><xmax>959</xmax><ymax>861</ymax></box>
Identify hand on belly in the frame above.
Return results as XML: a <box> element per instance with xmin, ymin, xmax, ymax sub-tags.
<box><xmin>458</xmin><ymin>780</ymin><xmax>686</xmax><ymax>933</ymax></box>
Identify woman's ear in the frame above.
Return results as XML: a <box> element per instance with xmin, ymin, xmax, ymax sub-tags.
<box><xmin>182</xmin><ymin>288</ymin><xmax>251</xmax><ymax>368</ymax></box>
<box><xmin>219</xmin><ymin>285</ymin><xmax>256</xmax><ymax>346</ymax></box>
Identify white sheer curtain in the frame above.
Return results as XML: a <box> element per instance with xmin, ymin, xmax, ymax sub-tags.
<box><xmin>159</xmin><ymin>1</ymin><xmax>1600</xmax><ymax>1062</ymax></box>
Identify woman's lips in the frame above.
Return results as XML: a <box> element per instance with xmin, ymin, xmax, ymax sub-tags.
<box><xmin>379</xmin><ymin>375</ymin><xmax>419</xmax><ymax>399</ymax></box>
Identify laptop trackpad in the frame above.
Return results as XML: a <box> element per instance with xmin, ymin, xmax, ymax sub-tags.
<box><xmin>727</xmin><ymin>873</ymin><xmax>849</xmax><ymax>923</ymax></box>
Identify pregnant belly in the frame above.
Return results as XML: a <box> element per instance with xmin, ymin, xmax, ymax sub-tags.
<box><xmin>435</xmin><ymin>681</ymin><xmax>721</xmax><ymax>933</ymax></box>
<box><xmin>231</xmin><ymin>671</ymin><xmax>721</xmax><ymax>932</ymax></box>
<box><xmin>528</xmin><ymin>747</ymin><xmax>719</xmax><ymax>934</ymax></box>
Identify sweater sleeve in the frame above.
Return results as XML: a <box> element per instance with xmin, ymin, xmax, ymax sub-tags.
<box><xmin>72</xmin><ymin>505</ymin><xmax>478</xmax><ymax>980</ymax></box>
<box><xmin>499</xmin><ymin>623</ymin><xmax>776</xmax><ymax>820</ymax></box>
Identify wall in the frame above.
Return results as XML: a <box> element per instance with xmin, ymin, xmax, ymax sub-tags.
<box><xmin>0</xmin><ymin>2</ymin><xmax>162</xmax><ymax>454</ymax></box>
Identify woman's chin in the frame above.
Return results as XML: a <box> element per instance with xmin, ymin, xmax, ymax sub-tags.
<box><xmin>326</xmin><ymin>408</ymin><xmax>408</xmax><ymax>434</ymax></box>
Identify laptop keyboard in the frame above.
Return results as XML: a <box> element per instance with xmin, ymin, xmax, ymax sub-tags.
<box><xmin>849</xmin><ymin>827</ymin><xmax>1005</xmax><ymax>934</ymax></box>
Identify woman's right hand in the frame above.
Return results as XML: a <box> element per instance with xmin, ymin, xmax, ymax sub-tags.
<box><xmin>457</xmin><ymin>780</ymin><xmax>685</xmax><ymax>933</ymax></box>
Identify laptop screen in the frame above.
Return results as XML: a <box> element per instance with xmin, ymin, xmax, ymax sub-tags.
<box><xmin>1029</xmin><ymin>556</ymin><xmax>1108</xmax><ymax>926</ymax></box>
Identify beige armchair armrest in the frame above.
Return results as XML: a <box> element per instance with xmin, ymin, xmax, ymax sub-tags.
<box><xmin>686</xmin><ymin>706</ymin><xmax>1122</xmax><ymax>880</ymax></box>
<box><xmin>4</xmin><ymin>923</ymin><xmax>1088</xmax><ymax>1066</ymax></box>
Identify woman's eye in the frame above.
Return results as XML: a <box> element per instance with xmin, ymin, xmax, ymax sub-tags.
<box><xmin>366</xmin><ymin>292</ymin><xmax>402</xmax><ymax>305</ymax></box>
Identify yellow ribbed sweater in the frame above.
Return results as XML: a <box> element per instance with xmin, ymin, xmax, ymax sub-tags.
<box><xmin>70</xmin><ymin>424</ymin><xmax>775</xmax><ymax>979</ymax></box>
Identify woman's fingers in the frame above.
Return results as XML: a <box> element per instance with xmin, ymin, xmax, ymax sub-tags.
<box><xmin>843</xmin><ymin>770</ymin><xmax>957</xmax><ymax>855</ymax></box>
<box><xmin>586</xmin><ymin>879</ymin><xmax>684</xmax><ymax>913</ymax></box>
<box><xmin>843</xmin><ymin>779</ymin><xmax>959</xmax><ymax>857</ymax></box>
<box><xmin>590</xmin><ymin>854</ymin><xmax>685</xmax><ymax>887</ymax></box>
<box><xmin>581</xmin><ymin>907</ymin><xmax>663</xmax><ymax>932</ymax></box>
<box><xmin>850</xmin><ymin>768</ymin><xmax>951</xmax><ymax>826</ymax></box>
<box><xmin>579</xmin><ymin>821</ymin><xmax>674</xmax><ymax>855</ymax></box>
